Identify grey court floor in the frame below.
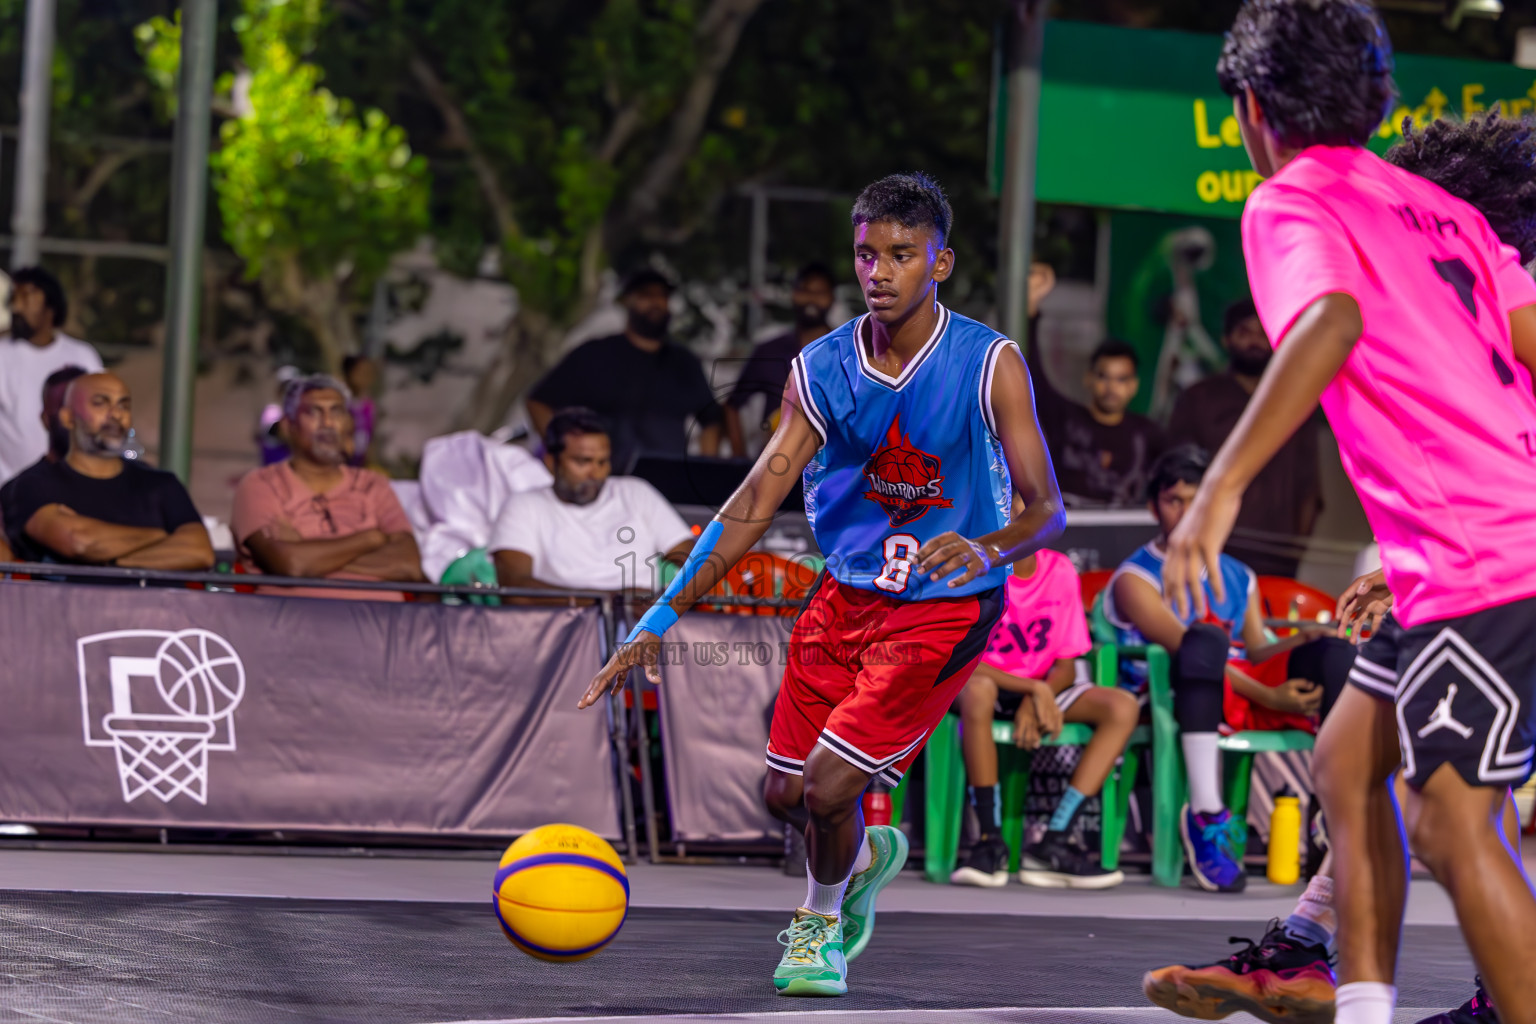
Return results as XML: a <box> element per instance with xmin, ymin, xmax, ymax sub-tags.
<box><xmin>0</xmin><ymin>843</ymin><xmax>1528</xmax><ymax>1024</ymax></box>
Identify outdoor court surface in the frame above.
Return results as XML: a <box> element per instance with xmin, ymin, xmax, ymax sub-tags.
<box><xmin>2</xmin><ymin>843</ymin><xmax>1528</xmax><ymax>1024</ymax></box>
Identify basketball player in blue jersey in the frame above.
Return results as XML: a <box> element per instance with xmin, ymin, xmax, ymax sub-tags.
<box><xmin>580</xmin><ymin>172</ymin><xmax>1064</xmax><ymax>996</ymax></box>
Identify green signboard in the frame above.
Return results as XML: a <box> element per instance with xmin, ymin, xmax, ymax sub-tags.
<box><xmin>1026</xmin><ymin>21</ymin><xmax>1536</xmax><ymax>218</ymax></box>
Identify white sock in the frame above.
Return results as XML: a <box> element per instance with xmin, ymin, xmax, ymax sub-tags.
<box><xmin>1335</xmin><ymin>982</ymin><xmax>1396</xmax><ymax>1024</ymax></box>
<box><xmin>804</xmin><ymin>862</ymin><xmax>851</xmax><ymax>917</ymax></box>
<box><xmin>1181</xmin><ymin>732</ymin><xmax>1223</xmax><ymax>814</ymax></box>
<box><xmin>851</xmin><ymin>830</ymin><xmax>873</xmax><ymax>876</ymax></box>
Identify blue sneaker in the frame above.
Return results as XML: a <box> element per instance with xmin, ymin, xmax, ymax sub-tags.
<box><xmin>1179</xmin><ymin>804</ymin><xmax>1247</xmax><ymax>892</ymax></box>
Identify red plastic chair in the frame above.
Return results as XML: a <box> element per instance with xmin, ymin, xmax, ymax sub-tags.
<box><xmin>1257</xmin><ymin>576</ymin><xmax>1335</xmax><ymax>627</ymax></box>
<box><xmin>1080</xmin><ymin>568</ymin><xmax>1114</xmax><ymax>612</ymax></box>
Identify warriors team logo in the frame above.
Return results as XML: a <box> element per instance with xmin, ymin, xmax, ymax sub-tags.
<box><xmin>862</xmin><ymin>418</ymin><xmax>953</xmax><ymax>528</ymax></box>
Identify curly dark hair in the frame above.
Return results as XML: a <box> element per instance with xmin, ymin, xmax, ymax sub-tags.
<box><xmin>9</xmin><ymin>265</ymin><xmax>68</xmax><ymax>324</ymax></box>
<box><xmin>851</xmin><ymin>173</ymin><xmax>953</xmax><ymax>248</ymax></box>
<box><xmin>1217</xmin><ymin>0</ymin><xmax>1395</xmax><ymax>149</ymax></box>
<box><xmin>545</xmin><ymin>406</ymin><xmax>611</xmax><ymax>458</ymax></box>
<box><xmin>1146</xmin><ymin>444</ymin><xmax>1211</xmax><ymax>504</ymax></box>
<box><xmin>1385</xmin><ymin>112</ymin><xmax>1536</xmax><ymax>265</ymax></box>
<box><xmin>1090</xmin><ymin>337</ymin><xmax>1140</xmax><ymax>371</ymax></box>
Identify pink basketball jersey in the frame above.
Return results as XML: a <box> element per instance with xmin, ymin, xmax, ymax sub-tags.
<box><xmin>1243</xmin><ymin>145</ymin><xmax>1536</xmax><ymax>626</ymax></box>
<box><xmin>982</xmin><ymin>549</ymin><xmax>1091</xmax><ymax>680</ymax></box>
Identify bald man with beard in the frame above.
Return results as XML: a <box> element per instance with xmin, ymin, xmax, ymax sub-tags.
<box><xmin>0</xmin><ymin>372</ymin><xmax>214</xmax><ymax>570</ymax></box>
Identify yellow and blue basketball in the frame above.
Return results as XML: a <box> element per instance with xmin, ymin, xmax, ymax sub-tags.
<box><xmin>493</xmin><ymin>824</ymin><xmax>629</xmax><ymax>961</ymax></box>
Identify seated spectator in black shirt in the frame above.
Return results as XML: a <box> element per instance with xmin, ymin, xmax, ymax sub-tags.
<box><xmin>722</xmin><ymin>263</ymin><xmax>835</xmax><ymax>457</ymax></box>
<box><xmin>527</xmin><ymin>268</ymin><xmax>724</xmax><ymax>473</ymax></box>
<box><xmin>0</xmin><ymin>372</ymin><xmax>214</xmax><ymax>569</ymax></box>
<box><xmin>1167</xmin><ymin>298</ymin><xmax>1322</xmax><ymax>578</ymax></box>
<box><xmin>1028</xmin><ymin>335</ymin><xmax>1166</xmax><ymax>507</ymax></box>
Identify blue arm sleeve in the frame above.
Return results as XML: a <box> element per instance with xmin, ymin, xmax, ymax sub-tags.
<box><xmin>623</xmin><ymin>518</ymin><xmax>724</xmax><ymax>643</ymax></box>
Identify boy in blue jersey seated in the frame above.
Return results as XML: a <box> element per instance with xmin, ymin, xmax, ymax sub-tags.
<box><xmin>1105</xmin><ymin>445</ymin><xmax>1353</xmax><ymax>892</ymax></box>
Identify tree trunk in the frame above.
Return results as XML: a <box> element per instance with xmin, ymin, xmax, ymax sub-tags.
<box><xmin>459</xmin><ymin>302</ymin><xmax>563</xmax><ymax>435</ymax></box>
<box><xmin>265</xmin><ymin>254</ymin><xmax>356</xmax><ymax>376</ymax></box>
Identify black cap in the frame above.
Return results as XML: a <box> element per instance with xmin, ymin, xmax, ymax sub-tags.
<box><xmin>619</xmin><ymin>267</ymin><xmax>675</xmax><ymax>298</ymax></box>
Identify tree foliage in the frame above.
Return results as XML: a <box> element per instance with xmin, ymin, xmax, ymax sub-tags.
<box><xmin>136</xmin><ymin>0</ymin><xmax>429</xmax><ymax>370</ymax></box>
<box><xmin>8</xmin><ymin>0</ymin><xmax>1532</xmax><ymax>400</ymax></box>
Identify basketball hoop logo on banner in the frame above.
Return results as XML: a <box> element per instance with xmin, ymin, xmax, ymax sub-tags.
<box><xmin>76</xmin><ymin>629</ymin><xmax>246</xmax><ymax>805</ymax></box>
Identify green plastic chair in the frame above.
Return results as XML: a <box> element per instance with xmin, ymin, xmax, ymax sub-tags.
<box><xmin>922</xmin><ymin>644</ymin><xmax>1152</xmax><ymax>883</ymax></box>
<box><xmin>1087</xmin><ymin>593</ymin><xmax>1316</xmax><ymax>886</ymax></box>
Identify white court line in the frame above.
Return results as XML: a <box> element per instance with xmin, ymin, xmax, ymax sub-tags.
<box><xmin>422</xmin><ymin>1010</ymin><xmax>1170</xmax><ymax>1024</ymax></box>
<box><xmin>423</xmin><ymin>1011</ymin><xmax>1440</xmax><ymax>1024</ymax></box>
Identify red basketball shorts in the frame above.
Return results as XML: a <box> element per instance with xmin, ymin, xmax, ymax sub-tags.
<box><xmin>766</xmin><ymin>574</ymin><xmax>1004</xmax><ymax>786</ymax></box>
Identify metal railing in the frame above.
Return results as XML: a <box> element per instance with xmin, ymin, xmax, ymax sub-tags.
<box><xmin>0</xmin><ymin>562</ymin><xmax>808</xmax><ymax>863</ymax></box>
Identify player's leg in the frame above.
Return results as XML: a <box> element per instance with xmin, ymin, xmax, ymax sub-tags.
<box><xmin>836</xmin><ymin>585</ymin><xmax>1002</xmax><ymax>960</ymax></box>
<box><xmin>1142</xmin><ymin>629</ymin><xmax>1386</xmax><ymax>1024</ymax></box>
<box><xmin>1315</xmin><ymin>686</ymin><xmax>1408</xmax><ymax>1024</ymax></box>
<box><xmin>1173</xmin><ymin>622</ymin><xmax>1247</xmax><ymax>892</ymax></box>
<box><xmin>765</xmin><ymin>577</ymin><xmax>859</xmax><ymax>997</ymax></box>
<box><xmin>766</xmin><ymin>753</ymin><xmax>865</xmax><ymax>997</ymax></box>
<box><xmin>1388</xmin><ymin>601</ymin><xmax>1536</xmax><ymax>1024</ymax></box>
<box><xmin>1409</xmin><ymin>785</ymin><xmax>1524</xmax><ymax>1024</ymax></box>
<box><xmin>1405</xmin><ymin>771</ymin><xmax>1536</xmax><ymax>1022</ymax></box>
<box><xmin>1019</xmin><ymin>681</ymin><xmax>1138</xmax><ymax>889</ymax></box>
<box><xmin>950</xmin><ymin>669</ymin><xmax>1009</xmax><ymax>887</ymax></box>
<box><xmin>1062</xmin><ymin>683</ymin><xmax>1140</xmax><ymax>805</ymax></box>
<box><xmin>1141</xmin><ymin>686</ymin><xmax>1394</xmax><ymax>1024</ymax></box>
<box><xmin>764</xmin><ymin>768</ymin><xmax>806</xmax><ymax>829</ymax></box>
<box><xmin>803</xmin><ymin>744</ymin><xmax>876</xmax><ymax>900</ymax></box>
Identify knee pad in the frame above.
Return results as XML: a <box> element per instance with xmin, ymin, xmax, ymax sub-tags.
<box><xmin>1176</xmin><ymin>622</ymin><xmax>1229</xmax><ymax>680</ymax></box>
<box><xmin>1173</xmin><ymin>623</ymin><xmax>1228</xmax><ymax>733</ymax></box>
<box><xmin>1288</xmin><ymin>636</ymin><xmax>1356</xmax><ymax>717</ymax></box>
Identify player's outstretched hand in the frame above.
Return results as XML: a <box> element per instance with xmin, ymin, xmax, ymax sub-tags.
<box><xmin>916</xmin><ymin>532</ymin><xmax>993</xmax><ymax>588</ymax></box>
<box><xmin>1335</xmin><ymin>568</ymin><xmax>1391</xmax><ymax>644</ymax></box>
<box><xmin>1161</xmin><ymin>487</ymin><xmax>1241</xmax><ymax>620</ymax></box>
<box><xmin>578</xmin><ymin>630</ymin><xmax>662</xmax><ymax>709</ymax></box>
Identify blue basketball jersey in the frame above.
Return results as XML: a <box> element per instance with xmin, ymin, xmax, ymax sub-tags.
<box><xmin>792</xmin><ymin>305</ymin><xmax>1017</xmax><ymax>601</ymax></box>
<box><xmin>1102</xmin><ymin>541</ymin><xmax>1256</xmax><ymax>689</ymax></box>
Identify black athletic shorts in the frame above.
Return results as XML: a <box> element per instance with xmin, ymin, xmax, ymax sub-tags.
<box><xmin>994</xmin><ymin>681</ymin><xmax>1093</xmax><ymax>719</ymax></box>
<box><xmin>1346</xmin><ymin>600</ymin><xmax>1536</xmax><ymax>789</ymax></box>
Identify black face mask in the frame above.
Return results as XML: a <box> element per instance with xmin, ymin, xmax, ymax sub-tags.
<box><xmin>1229</xmin><ymin>348</ymin><xmax>1271</xmax><ymax>376</ymax></box>
<box><xmin>10</xmin><ymin>312</ymin><xmax>35</xmax><ymax>340</ymax></box>
<box><xmin>629</xmin><ymin>309</ymin><xmax>670</xmax><ymax>340</ymax></box>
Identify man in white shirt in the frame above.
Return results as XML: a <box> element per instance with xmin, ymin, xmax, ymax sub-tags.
<box><xmin>490</xmin><ymin>407</ymin><xmax>695</xmax><ymax>594</ymax></box>
<box><xmin>1</xmin><ymin>267</ymin><xmax>103</xmax><ymax>484</ymax></box>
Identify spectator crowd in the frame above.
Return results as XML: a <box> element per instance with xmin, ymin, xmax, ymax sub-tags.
<box><xmin>1</xmin><ymin>258</ymin><xmax>1325</xmax><ymax>602</ymax></box>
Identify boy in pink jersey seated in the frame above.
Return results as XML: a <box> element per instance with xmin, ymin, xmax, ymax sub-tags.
<box><xmin>1163</xmin><ymin>3</ymin><xmax>1536</xmax><ymax>1023</ymax></box>
<box><xmin>950</xmin><ymin>496</ymin><xmax>1139</xmax><ymax>889</ymax></box>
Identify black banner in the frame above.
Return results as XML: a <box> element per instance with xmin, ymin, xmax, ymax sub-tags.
<box><xmin>0</xmin><ymin>581</ymin><xmax>620</xmax><ymax>838</ymax></box>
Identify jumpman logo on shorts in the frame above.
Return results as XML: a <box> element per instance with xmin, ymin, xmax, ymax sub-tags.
<box><xmin>1417</xmin><ymin>683</ymin><xmax>1475</xmax><ymax>740</ymax></box>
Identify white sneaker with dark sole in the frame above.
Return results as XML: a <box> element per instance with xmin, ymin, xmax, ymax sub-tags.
<box><xmin>949</xmin><ymin>835</ymin><xmax>1009</xmax><ymax>887</ymax></box>
<box><xmin>1017</xmin><ymin>832</ymin><xmax>1124</xmax><ymax>889</ymax></box>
